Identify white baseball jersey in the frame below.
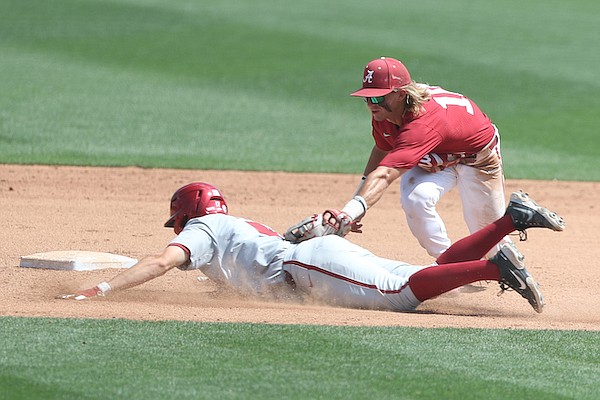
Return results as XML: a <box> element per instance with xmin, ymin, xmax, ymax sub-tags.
<box><xmin>170</xmin><ymin>214</ymin><xmax>430</xmax><ymax>311</ymax></box>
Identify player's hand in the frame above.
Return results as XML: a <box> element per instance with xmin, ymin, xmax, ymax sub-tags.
<box><xmin>58</xmin><ymin>282</ymin><xmax>111</xmax><ymax>300</ymax></box>
<box><xmin>350</xmin><ymin>218</ymin><xmax>363</xmax><ymax>234</ymax></box>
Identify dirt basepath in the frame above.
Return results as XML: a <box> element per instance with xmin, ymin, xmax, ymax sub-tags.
<box><xmin>1</xmin><ymin>164</ymin><xmax>598</xmax><ymax>330</ymax></box>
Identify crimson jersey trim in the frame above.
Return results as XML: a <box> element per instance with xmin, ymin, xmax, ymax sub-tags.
<box><xmin>167</xmin><ymin>243</ymin><xmax>191</xmax><ymax>257</ymax></box>
<box><xmin>284</xmin><ymin>260</ymin><xmax>409</xmax><ymax>294</ymax></box>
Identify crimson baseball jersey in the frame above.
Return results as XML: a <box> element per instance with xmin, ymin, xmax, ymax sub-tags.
<box><xmin>373</xmin><ymin>85</ymin><xmax>496</xmax><ymax>169</ymax></box>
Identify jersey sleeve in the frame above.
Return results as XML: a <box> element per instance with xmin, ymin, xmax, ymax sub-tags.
<box><xmin>169</xmin><ymin>222</ymin><xmax>215</xmax><ymax>270</ymax></box>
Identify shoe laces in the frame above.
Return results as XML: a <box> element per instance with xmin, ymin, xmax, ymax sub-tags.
<box><xmin>497</xmin><ymin>281</ymin><xmax>511</xmax><ymax>297</ymax></box>
<box><xmin>510</xmin><ymin>230</ymin><xmax>528</xmax><ymax>241</ymax></box>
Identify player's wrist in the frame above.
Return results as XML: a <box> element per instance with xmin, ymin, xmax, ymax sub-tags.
<box><xmin>97</xmin><ymin>281</ymin><xmax>112</xmax><ymax>294</ymax></box>
<box><xmin>342</xmin><ymin>196</ymin><xmax>367</xmax><ymax>220</ymax></box>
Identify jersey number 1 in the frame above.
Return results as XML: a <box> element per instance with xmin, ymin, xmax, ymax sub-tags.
<box><xmin>430</xmin><ymin>88</ymin><xmax>474</xmax><ymax>115</ymax></box>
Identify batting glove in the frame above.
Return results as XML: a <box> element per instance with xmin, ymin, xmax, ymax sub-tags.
<box><xmin>59</xmin><ymin>281</ymin><xmax>112</xmax><ymax>300</ymax></box>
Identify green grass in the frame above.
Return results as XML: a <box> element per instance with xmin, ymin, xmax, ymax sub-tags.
<box><xmin>0</xmin><ymin>0</ymin><xmax>598</xmax><ymax>179</ymax></box>
<box><xmin>1</xmin><ymin>317</ymin><xmax>599</xmax><ymax>400</ymax></box>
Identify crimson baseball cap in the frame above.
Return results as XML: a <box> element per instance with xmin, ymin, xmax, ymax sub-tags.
<box><xmin>350</xmin><ymin>57</ymin><xmax>412</xmax><ymax>97</ymax></box>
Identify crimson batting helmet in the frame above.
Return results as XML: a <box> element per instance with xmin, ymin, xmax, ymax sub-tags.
<box><xmin>164</xmin><ymin>182</ymin><xmax>228</xmax><ymax>234</ymax></box>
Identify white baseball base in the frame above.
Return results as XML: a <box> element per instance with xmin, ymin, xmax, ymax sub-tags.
<box><xmin>19</xmin><ymin>251</ymin><xmax>138</xmax><ymax>271</ymax></box>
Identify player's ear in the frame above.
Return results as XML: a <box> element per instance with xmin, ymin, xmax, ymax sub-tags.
<box><xmin>393</xmin><ymin>89</ymin><xmax>407</xmax><ymax>102</ymax></box>
<box><xmin>401</xmin><ymin>91</ymin><xmax>410</xmax><ymax>105</ymax></box>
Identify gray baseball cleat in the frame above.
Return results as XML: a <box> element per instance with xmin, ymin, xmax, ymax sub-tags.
<box><xmin>490</xmin><ymin>243</ymin><xmax>544</xmax><ymax>313</ymax></box>
<box><xmin>505</xmin><ymin>191</ymin><xmax>565</xmax><ymax>232</ymax></box>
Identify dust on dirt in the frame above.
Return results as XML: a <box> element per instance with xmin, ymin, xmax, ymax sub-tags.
<box><xmin>1</xmin><ymin>164</ymin><xmax>598</xmax><ymax>330</ymax></box>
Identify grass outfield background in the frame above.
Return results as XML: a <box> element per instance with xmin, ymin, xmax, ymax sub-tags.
<box><xmin>1</xmin><ymin>0</ymin><xmax>599</xmax><ymax>399</ymax></box>
<box><xmin>1</xmin><ymin>0</ymin><xmax>599</xmax><ymax>180</ymax></box>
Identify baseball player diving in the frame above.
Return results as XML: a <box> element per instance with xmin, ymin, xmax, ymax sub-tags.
<box><xmin>291</xmin><ymin>56</ymin><xmax>511</xmax><ymax>258</ymax></box>
<box><xmin>60</xmin><ymin>182</ymin><xmax>564</xmax><ymax>314</ymax></box>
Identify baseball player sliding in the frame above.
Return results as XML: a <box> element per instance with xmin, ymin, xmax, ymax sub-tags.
<box><xmin>294</xmin><ymin>56</ymin><xmax>510</xmax><ymax>258</ymax></box>
<box><xmin>60</xmin><ymin>182</ymin><xmax>564</xmax><ymax>313</ymax></box>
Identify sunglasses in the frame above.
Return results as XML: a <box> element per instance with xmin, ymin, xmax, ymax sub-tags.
<box><xmin>363</xmin><ymin>96</ymin><xmax>386</xmax><ymax>104</ymax></box>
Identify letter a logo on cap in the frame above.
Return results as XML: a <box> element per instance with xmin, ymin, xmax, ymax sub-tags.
<box><xmin>351</xmin><ymin>57</ymin><xmax>412</xmax><ymax>98</ymax></box>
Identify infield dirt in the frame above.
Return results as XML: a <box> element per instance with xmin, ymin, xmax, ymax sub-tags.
<box><xmin>1</xmin><ymin>164</ymin><xmax>598</xmax><ymax>330</ymax></box>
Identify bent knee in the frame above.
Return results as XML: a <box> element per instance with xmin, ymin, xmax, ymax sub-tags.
<box><xmin>401</xmin><ymin>183</ymin><xmax>442</xmax><ymax>211</ymax></box>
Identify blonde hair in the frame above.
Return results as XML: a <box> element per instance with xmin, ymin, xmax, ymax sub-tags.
<box><xmin>401</xmin><ymin>82</ymin><xmax>430</xmax><ymax>116</ymax></box>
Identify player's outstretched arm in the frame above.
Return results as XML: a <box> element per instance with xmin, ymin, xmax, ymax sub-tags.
<box><xmin>58</xmin><ymin>246</ymin><xmax>188</xmax><ymax>300</ymax></box>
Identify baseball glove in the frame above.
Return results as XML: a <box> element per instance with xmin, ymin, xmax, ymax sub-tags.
<box><xmin>284</xmin><ymin>210</ymin><xmax>353</xmax><ymax>243</ymax></box>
